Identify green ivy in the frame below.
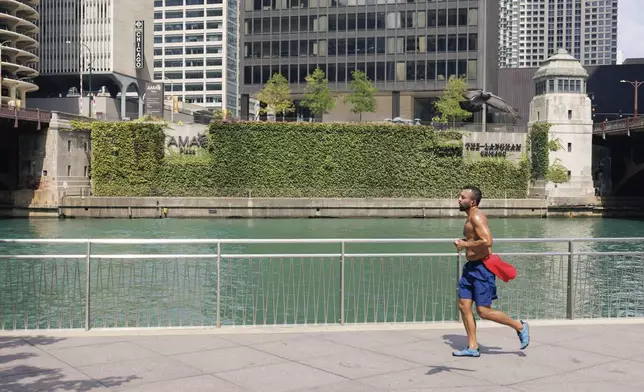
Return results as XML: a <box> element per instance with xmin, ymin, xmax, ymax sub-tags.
<box><xmin>529</xmin><ymin>122</ymin><xmax>551</xmax><ymax>179</ymax></box>
<box><xmin>72</xmin><ymin>121</ymin><xmax>166</xmax><ymax>196</ymax></box>
<box><xmin>83</xmin><ymin>121</ymin><xmax>531</xmax><ymax>198</ymax></box>
<box><xmin>205</xmin><ymin>122</ymin><xmax>530</xmax><ymax>198</ymax></box>
<box><xmin>546</xmin><ymin>159</ymin><xmax>569</xmax><ymax>183</ymax></box>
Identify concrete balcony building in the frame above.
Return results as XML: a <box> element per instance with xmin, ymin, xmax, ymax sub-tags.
<box><xmin>0</xmin><ymin>0</ymin><xmax>40</xmax><ymax>106</ymax></box>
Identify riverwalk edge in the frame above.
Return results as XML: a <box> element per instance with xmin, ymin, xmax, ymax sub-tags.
<box><xmin>7</xmin><ymin>196</ymin><xmax>634</xmax><ymax>219</ymax></box>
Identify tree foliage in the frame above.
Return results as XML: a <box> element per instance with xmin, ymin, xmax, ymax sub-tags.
<box><xmin>256</xmin><ymin>73</ymin><xmax>294</xmax><ymax>119</ymax></box>
<box><xmin>546</xmin><ymin>158</ymin><xmax>569</xmax><ymax>183</ymax></box>
<box><xmin>343</xmin><ymin>70</ymin><xmax>377</xmax><ymax>122</ymax></box>
<box><xmin>548</xmin><ymin>137</ymin><xmax>563</xmax><ymax>152</ymax></box>
<box><xmin>301</xmin><ymin>68</ymin><xmax>335</xmax><ymax>118</ymax></box>
<box><xmin>434</xmin><ymin>75</ymin><xmax>473</xmax><ymax>126</ymax></box>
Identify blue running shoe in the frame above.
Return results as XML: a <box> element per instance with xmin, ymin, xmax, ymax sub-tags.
<box><xmin>518</xmin><ymin>320</ymin><xmax>530</xmax><ymax>349</ymax></box>
<box><xmin>452</xmin><ymin>347</ymin><xmax>481</xmax><ymax>357</ymax></box>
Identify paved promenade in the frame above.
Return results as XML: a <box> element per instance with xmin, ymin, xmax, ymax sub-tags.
<box><xmin>1</xmin><ymin>320</ymin><xmax>643</xmax><ymax>391</ymax></box>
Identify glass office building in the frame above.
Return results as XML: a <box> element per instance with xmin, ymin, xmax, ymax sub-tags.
<box><xmin>240</xmin><ymin>0</ymin><xmax>499</xmax><ymax>122</ymax></box>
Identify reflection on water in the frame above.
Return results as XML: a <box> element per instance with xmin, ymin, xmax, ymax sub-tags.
<box><xmin>0</xmin><ymin>217</ymin><xmax>643</xmax><ymax>328</ymax></box>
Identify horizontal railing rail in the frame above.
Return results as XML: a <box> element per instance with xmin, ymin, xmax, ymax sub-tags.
<box><xmin>0</xmin><ymin>237</ymin><xmax>643</xmax><ymax>331</ymax></box>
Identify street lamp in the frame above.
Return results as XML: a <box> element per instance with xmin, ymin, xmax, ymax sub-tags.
<box><xmin>66</xmin><ymin>40</ymin><xmax>93</xmax><ymax>117</ymax></box>
<box><xmin>164</xmin><ymin>77</ymin><xmax>174</xmax><ymax>123</ymax></box>
<box><xmin>620</xmin><ymin>79</ymin><xmax>643</xmax><ymax>118</ymax></box>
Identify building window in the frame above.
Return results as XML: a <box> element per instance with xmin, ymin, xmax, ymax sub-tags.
<box><xmin>67</xmin><ymin>165</ymin><xmax>71</xmax><ymax>177</ymax></box>
<box><xmin>67</xmin><ymin>140</ymin><xmax>72</xmax><ymax>152</ymax></box>
<box><xmin>568</xmin><ymin>110</ymin><xmax>572</xmax><ymax>120</ymax></box>
<box><xmin>84</xmin><ymin>166</ymin><xmax>89</xmax><ymax>177</ymax></box>
<box><xmin>567</xmin><ymin>143</ymin><xmax>572</xmax><ymax>152</ymax></box>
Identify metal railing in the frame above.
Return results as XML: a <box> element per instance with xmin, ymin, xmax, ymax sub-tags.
<box><xmin>593</xmin><ymin>116</ymin><xmax>644</xmax><ymax>135</ymax></box>
<box><xmin>0</xmin><ymin>103</ymin><xmax>51</xmax><ymax>123</ymax></box>
<box><xmin>0</xmin><ymin>237</ymin><xmax>643</xmax><ymax>331</ymax></box>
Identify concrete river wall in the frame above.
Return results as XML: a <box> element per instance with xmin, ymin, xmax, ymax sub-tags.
<box><xmin>59</xmin><ymin>197</ymin><xmax>549</xmax><ymax>218</ymax></box>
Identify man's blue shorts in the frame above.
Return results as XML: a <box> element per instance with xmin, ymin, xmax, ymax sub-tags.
<box><xmin>458</xmin><ymin>260</ymin><xmax>498</xmax><ymax>306</ymax></box>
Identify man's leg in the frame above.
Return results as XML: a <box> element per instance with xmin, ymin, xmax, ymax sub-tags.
<box><xmin>453</xmin><ymin>276</ymin><xmax>480</xmax><ymax>357</ymax></box>
<box><xmin>459</xmin><ymin>299</ymin><xmax>478</xmax><ymax>349</ymax></box>
<box><xmin>476</xmin><ymin>305</ymin><xmax>522</xmax><ymax>331</ymax></box>
<box><xmin>477</xmin><ymin>305</ymin><xmax>530</xmax><ymax>349</ymax></box>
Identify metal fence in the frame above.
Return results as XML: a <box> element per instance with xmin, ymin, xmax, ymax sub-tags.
<box><xmin>593</xmin><ymin>116</ymin><xmax>644</xmax><ymax>135</ymax></box>
<box><xmin>0</xmin><ymin>238</ymin><xmax>643</xmax><ymax>331</ymax></box>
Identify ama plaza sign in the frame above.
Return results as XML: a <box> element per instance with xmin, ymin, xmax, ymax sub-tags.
<box><xmin>165</xmin><ymin>124</ymin><xmax>208</xmax><ymax>155</ymax></box>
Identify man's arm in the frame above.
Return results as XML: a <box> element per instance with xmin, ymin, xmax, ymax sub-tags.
<box><xmin>458</xmin><ymin>213</ymin><xmax>494</xmax><ymax>249</ymax></box>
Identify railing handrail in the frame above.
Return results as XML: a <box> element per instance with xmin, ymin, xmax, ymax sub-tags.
<box><xmin>1</xmin><ymin>237</ymin><xmax>643</xmax><ymax>245</ymax></box>
<box><xmin>1</xmin><ymin>236</ymin><xmax>643</xmax><ymax>330</ymax></box>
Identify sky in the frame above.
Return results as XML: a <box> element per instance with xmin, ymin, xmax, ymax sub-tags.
<box><xmin>618</xmin><ymin>0</ymin><xmax>643</xmax><ymax>59</ymax></box>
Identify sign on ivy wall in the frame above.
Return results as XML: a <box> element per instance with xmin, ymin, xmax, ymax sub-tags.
<box><xmin>462</xmin><ymin>132</ymin><xmax>527</xmax><ymax>163</ymax></box>
<box><xmin>164</xmin><ymin>124</ymin><xmax>209</xmax><ymax>155</ymax></box>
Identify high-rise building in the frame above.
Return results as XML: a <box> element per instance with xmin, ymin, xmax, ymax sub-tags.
<box><xmin>35</xmin><ymin>0</ymin><xmax>154</xmax><ymax>118</ymax></box>
<box><xmin>153</xmin><ymin>0</ymin><xmax>240</xmax><ymax>116</ymax></box>
<box><xmin>499</xmin><ymin>0</ymin><xmax>618</xmax><ymax>68</ymax></box>
<box><xmin>240</xmin><ymin>0</ymin><xmax>499</xmax><ymax>123</ymax></box>
<box><xmin>0</xmin><ymin>0</ymin><xmax>40</xmax><ymax>105</ymax></box>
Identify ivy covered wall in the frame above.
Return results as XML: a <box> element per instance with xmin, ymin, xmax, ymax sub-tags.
<box><xmin>80</xmin><ymin>121</ymin><xmax>532</xmax><ymax>198</ymax></box>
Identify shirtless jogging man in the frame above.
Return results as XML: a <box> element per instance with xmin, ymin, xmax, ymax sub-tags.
<box><xmin>452</xmin><ymin>185</ymin><xmax>529</xmax><ymax>357</ymax></box>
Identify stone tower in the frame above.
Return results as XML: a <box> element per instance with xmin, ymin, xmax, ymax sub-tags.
<box><xmin>528</xmin><ymin>49</ymin><xmax>595</xmax><ymax>198</ymax></box>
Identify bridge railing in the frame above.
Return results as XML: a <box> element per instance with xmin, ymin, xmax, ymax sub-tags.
<box><xmin>593</xmin><ymin>116</ymin><xmax>644</xmax><ymax>134</ymax></box>
<box><xmin>0</xmin><ymin>104</ymin><xmax>51</xmax><ymax>123</ymax></box>
<box><xmin>0</xmin><ymin>237</ymin><xmax>643</xmax><ymax>330</ymax></box>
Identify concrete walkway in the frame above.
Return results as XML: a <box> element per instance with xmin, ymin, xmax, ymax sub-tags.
<box><xmin>1</xmin><ymin>320</ymin><xmax>643</xmax><ymax>391</ymax></box>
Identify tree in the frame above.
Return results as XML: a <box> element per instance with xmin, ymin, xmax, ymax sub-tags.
<box><xmin>343</xmin><ymin>70</ymin><xmax>377</xmax><ymax>122</ymax></box>
<box><xmin>300</xmin><ymin>68</ymin><xmax>335</xmax><ymax>119</ymax></box>
<box><xmin>433</xmin><ymin>75</ymin><xmax>472</xmax><ymax>127</ymax></box>
<box><xmin>212</xmin><ymin>109</ymin><xmax>231</xmax><ymax>121</ymax></box>
<box><xmin>256</xmin><ymin>73</ymin><xmax>294</xmax><ymax>121</ymax></box>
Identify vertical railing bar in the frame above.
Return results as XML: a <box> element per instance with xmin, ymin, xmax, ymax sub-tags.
<box><xmin>457</xmin><ymin>252</ymin><xmax>463</xmax><ymax>322</ymax></box>
<box><xmin>216</xmin><ymin>241</ymin><xmax>221</xmax><ymax>328</ymax></box>
<box><xmin>566</xmin><ymin>241</ymin><xmax>574</xmax><ymax>320</ymax></box>
<box><xmin>85</xmin><ymin>241</ymin><xmax>91</xmax><ymax>331</ymax></box>
<box><xmin>340</xmin><ymin>241</ymin><xmax>345</xmax><ymax>325</ymax></box>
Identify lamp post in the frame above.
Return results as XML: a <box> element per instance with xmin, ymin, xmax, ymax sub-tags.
<box><xmin>66</xmin><ymin>41</ymin><xmax>93</xmax><ymax>117</ymax></box>
<box><xmin>620</xmin><ymin>79</ymin><xmax>643</xmax><ymax>118</ymax></box>
<box><xmin>164</xmin><ymin>77</ymin><xmax>174</xmax><ymax>123</ymax></box>
<box><xmin>481</xmin><ymin>0</ymin><xmax>487</xmax><ymax>132</ymax></box>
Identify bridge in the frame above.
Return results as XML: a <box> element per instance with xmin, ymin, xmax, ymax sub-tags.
<box><xmin>0</xmin><ymin>104</ymin><xmax>51</xmax><ymax>129</ymax></box>
<box><xmin>593</xmin><ymin>116</ymin><xmax>644</xmax><ymax>137</ymax></box>
<box><xmin>0</xmin><ymin>237</ymin><xmax>643</xmax><ymax>391</ymax></box>
<box><xmin>592</xmin><ymin>117</ymin><xmax>644</xmax><ymax>197</ymax></box>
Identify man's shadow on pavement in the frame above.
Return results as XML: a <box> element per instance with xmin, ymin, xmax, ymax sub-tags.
<box><xmin>442</xmin><ymin>334</ymin><xmax>526</xmax><ymax>357</ymax></box>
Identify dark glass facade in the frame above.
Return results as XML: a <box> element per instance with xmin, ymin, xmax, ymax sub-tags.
<box><xmin>240</xmin><ymin>0</ymin><xmax>498</xmax><ymax>121</ymax></box>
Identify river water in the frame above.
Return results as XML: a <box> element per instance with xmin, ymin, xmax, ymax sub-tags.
<box><xmin>1</xmin><ymin>217</ymin><xmax>643</xmax><ymax>329</ymax></box>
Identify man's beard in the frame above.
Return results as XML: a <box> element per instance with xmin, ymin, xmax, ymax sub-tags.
<box><xmin>458</xmin><ymin>203</ymin><xmax>470</xmax><ymax>212</ymax></box>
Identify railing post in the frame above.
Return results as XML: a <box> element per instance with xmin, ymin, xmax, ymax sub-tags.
<box><xmin>566</xmin><ymin>241</ymin><xmax>575</xmax><ymax>320</ymax></box>
<box><xmin>457</xmin><ymin>251</ymin><xmax>463</xmax><ymax>322</ymax></box>
<box><xmin>216</xmin><ymin>241</ymin><xmax>221</xmax><ymax>328</ymax></box>
<box><xmin>340</xmin><ymin>241</ymin><xmax>345</xmax><ymax>325</ymax></box>
<box><xmin>85</xmin><ymin>241</ymin><xmax>91</xmax><ymax>331</ymax></box>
